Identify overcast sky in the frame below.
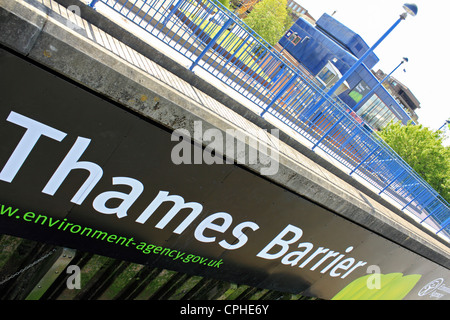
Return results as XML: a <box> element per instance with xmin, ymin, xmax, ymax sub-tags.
<box><xmin>294</xmin><ymin>0</ymin><xmax>450</xmax><ymax>133</ymax></box>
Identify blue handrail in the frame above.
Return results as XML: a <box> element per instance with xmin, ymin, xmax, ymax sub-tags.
<box><xmin>88</xmin><ymin>0</ymin><xmax>450</xmax><ymax>238</ymax></box>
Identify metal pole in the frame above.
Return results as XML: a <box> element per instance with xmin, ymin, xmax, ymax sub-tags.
<box><xmin>89</xmin><ymin>0</ymin><xmax>100</xmax><ymax>8</ymax></box>
<box><xmin>311</xmin><ymin>114</ymin><xmax>346</xmax><ymax>151</ymax></box>
<box><xmin>189</xmin><ymin>18</ymin><xmax>234</xmax><ymax>71</ymax></box>
<box><xmin>328</xmin><ymin>14</ymin><xmax>406</xmax><ymax>97</ymax></box>
<box><xmin>312</xmin><ymin>13</ymin><xmax>407</xmax><ymax>110</ymax></box>
<box><xmin>349</xmin><ymin>145</ymin><xmax>381</xmax><ymax>175</ymax></box>
<box><xmin>352</xmin><ymin>59</ymin><xmax>407</xmax><ymax>111</ymax></box>
<box><xmin>438</xmin><ymin>120</ymin><xmax>450</xmax><ymax>131</ymax></box>
<box><xmin>379</xmin><ymin>168</ymin><xmax>405</xmax><ymax>195</ymax></box>
<box><xmin>436</xmin><ymin>217</ymin><xmax>450</xmax><ymax>234</ymax></box>
<box><xmin>421</xmin><ymin>205</ymin><xmax>443</xmax><ymax>223</ymax></box>
<box><xmin>401</xmin><ymin>188</ymin><xmax>426</xmax><ymax>211</ymax></box>
<box><xmin>261</xmin><ymin>74</ymin><xmax>299</xmax><ymax>117</ymax></box>
<box><xmin>162</xmin><ymin>0</ymin><xmax>185</xmax><ymax>26</ymax></box>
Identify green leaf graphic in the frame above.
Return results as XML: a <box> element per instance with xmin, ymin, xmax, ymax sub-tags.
<box><xmin>332</xmin><ymin>273</ymin><xmax>422</xmax><ymax>300</ymax></box>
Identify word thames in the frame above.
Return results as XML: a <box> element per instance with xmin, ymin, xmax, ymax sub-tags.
<box><xmin>0</xmin><ymin>111</ymin><xmax>367</xmax><ymax>280</ymax></box>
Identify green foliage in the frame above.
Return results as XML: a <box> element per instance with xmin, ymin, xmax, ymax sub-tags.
<box><xmin>243</xmin><ymin>0</ymin><xmax>292</xmax><ymax>46</ymax></box>
<box><xmin>332</xmin><ymin>273</ymin><xmax>421</xmax><ymax>300</ymax></box>
<box><xmin>378</xmin><ymin>121</ymin><xmax>450</xmax><ymax>202</ymax></box>
<box><xmin>217</xmin><ymin>0</ymin><xmax>230</xmax><ymax>9</ymax></box>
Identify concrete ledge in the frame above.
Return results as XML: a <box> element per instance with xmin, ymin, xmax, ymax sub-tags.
<box><xmin>0</xmin><ymin>0</ymin><xmax>47</xmax><ymax>55</ymax></box>
<box><xmin>1</xmin><ymin>0</ymin><xmax>449</xmax><ymax>270</ymax></box>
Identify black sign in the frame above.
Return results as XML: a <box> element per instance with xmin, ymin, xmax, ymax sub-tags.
<box><xmin>1</xmin><ymin>48</ymin><xmax>449</xmax><ymax>300</ymax></box>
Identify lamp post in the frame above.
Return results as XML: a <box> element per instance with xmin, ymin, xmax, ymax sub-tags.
<box><xmin>438</xmin><ymin>120</ymin><xmax>450</xmax><ymax>132</ymax></box>
<box><xmin>315</xmin><ymin>3</ymin><xmax>418</xmax><ymax>106</ymax></box>
<box><xmin>352</xmin><ymin>57</ymin><xmax>408</xmax><ymax>111</ymax></box>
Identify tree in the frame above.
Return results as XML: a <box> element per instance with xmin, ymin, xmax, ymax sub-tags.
<box><xmin>378</xmin><ymin>121</ymin><xmax>450</xmax><ymax>203</ymax></box>
<box><xmin>217</xmin><ymin>0</ymin><xmax>230</xmax><ymax>9</ymax></box>
<box><xmin>243</xmin><ymin>0</ymin><xmax>292</xmax><ymax>46</ymax></box>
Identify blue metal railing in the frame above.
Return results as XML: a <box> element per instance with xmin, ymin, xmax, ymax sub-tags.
<box><xmin>88</xmin><ymin>0</ymin><xmax>450</xmax><ymax>238</ymax></box>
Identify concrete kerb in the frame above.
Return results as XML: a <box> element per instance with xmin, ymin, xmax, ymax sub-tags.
<box><xmin>1</xmin><ymin>0</ymin><xmax>449</xmax><ymax>269</ymax></box>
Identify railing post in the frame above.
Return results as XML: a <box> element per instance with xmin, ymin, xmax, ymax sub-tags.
<box><xmin>222</xmin><ymin>33</ymin><xmax>251</xmax><ymax>69</ymax></box>
<box><xmin>401</xmin><ymin>189</ymin><xmax>426</xmax><ymax>211</ymax></box>
<box><xmin>162</xmin><ymin>0</ymin><xmax>184</xmax><ymax>26</ymax></box>
<box><xmin>436</xmin><ymin>217</ymin><xmax>450</xmax><ymax>234</ymax></box>
<box><xmin>89</xmin><ymin>0</ymin><xmax>100</xmax><ymax>8</ymax></box>
<box><xmin>349</xmin><ymin>145</ymin><xmax>380</xmax><ymax>175</ymax></box>
<box><xmin>416</xmin><ymin>192</ymin><xmax>437</xmax><ymax>211</ymax></box>
<box><xmin>378</xmin><ymin>169</ymin><xmax>405</xmax><ymax>195</ymax></box>
<box><xmin>298</xmin><ymin>92</ymin><xmax>324</xmax><ymax>120</ymax></box>
<box><xmin>421</xmin><ymin>205</ymin><xmax>443</xmax><ymax>223</ymax></box>
<box><xmin>189</xmin><ymin>18</ymin><xmax>234</xmax><ymax>71</ymax></box>
<box><xmin>260</xmin><ymin>74</ymin><xmax>299</xmax><ymax>117</ymax></box>
<box><xmin>314</xmin><ymin>15</ymin><xmax>405</xmax><ymax>110</ymax></box>
<box><xmin>311</xmin><ymin>114</ymin><xmax>345</xmax><ymax>151</ymax></box>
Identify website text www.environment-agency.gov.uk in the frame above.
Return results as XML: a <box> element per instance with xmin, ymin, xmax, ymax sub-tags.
<box><xmin>0</xmin><ymin>203</ymin><xmax>223</xmax><ymax>268</ymax></box>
